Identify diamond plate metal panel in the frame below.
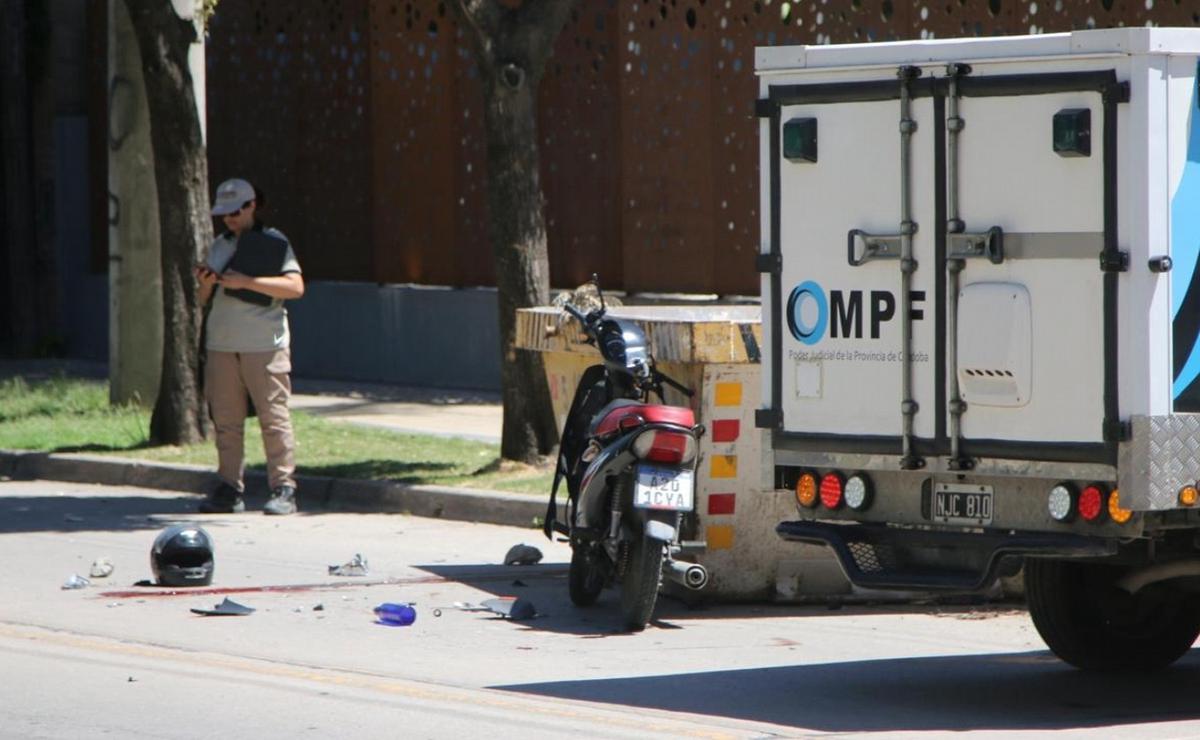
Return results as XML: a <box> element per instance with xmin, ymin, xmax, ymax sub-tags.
<box><xmin>1120</xmin><ymin>415</ymin><xmax>1200</xmax><ymax>511</ymax></box>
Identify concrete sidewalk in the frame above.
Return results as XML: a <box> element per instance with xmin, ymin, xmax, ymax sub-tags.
<box><xmin>0</xmin><ymin>360</ymin><xmax>542</xmax><ymax>529</ymax></box>
<box><xmin>291</xmin><ymin>377</ymin><xmax>502</xmax><ymax>444</ymax></box>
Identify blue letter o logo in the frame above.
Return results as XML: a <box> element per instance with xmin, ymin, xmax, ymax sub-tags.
<box><xmin>787</xmin><ymin>281</ymin><xmax>827</xmax><ymax>345</ymax></box>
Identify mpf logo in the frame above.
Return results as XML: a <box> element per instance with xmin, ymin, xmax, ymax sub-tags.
<box><xmin>787</xmin><ymin>280</ymin><xmax>923</xmax><ymax>345</ymax></box>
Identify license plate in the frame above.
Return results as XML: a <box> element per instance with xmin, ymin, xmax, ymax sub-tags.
<box><xmin>634</xmin><ymin>465</ymin><xmax>695</xmax><ymax>511</ymax></box>
<box><xmin>933</xmin><ymin>483</ymin><xmax>994</xmax><ymax>526</ymax></box>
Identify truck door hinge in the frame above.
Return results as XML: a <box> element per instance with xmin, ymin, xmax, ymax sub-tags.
<box><xmin>755</xmin><ymin>98</ymin><xmax>776</xmax><ymax>118</ymax></box>
<box><xmin>755</xmin><ymin>408</ymin><xmax>782</xmax><ymax>430</ymax></box>
<box><xmin>756</xmin><ymin>252</ymin><xmax>781</xmax><ymax>274</ymax></box>
<box><xmin>1100</xmin><ymin>249</ymin><xmax>1129</xmax><ymax>273</ymax></box>
<box><xmin>1103</xmin><ymin>419</ymin><xmax>1131</xmax><ymax>442</ymax></box>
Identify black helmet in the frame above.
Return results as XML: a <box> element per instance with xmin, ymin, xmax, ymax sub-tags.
<box><xmin>151</xmin><ymin>523</ymin><xmax>214</xmax><ymax>587</ymax></box>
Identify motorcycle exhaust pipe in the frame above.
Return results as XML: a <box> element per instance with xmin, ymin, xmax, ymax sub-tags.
<box><xmin>664</xmin><ymin>559</ymin><xmax>709</xmax><ymax>591</ymax></box>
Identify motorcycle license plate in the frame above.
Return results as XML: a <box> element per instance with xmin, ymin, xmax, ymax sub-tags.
<box><xmin>634</xmin><ymin>465</ymin><xmax>695</xmax><ymax>511</ymax></box>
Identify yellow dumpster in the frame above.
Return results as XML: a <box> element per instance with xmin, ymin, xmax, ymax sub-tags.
<box><xmin>515</xmin><ymin>305</ymin><xmax>848</xmax><ymax>600</ymax></box>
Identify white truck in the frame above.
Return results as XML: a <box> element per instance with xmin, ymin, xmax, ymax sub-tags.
<box><xmin>756</xmin><ymin>28</ymin><xmax>1200</xmax><ymax>670</ymax></box>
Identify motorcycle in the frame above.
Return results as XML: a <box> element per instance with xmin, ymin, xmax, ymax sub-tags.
<box><xmin>542</xmin><ymin>278</ymin><xmax>708</xmax><ymax>631</ymax></box>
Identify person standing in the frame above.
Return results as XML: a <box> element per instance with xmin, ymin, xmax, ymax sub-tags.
<box><xmin>195</xmin><ymin>178</ymin><xmax>304</xmax><ymax>515</ymax></box>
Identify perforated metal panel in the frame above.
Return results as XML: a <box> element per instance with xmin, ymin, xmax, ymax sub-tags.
<box><xmin>205</xmin><ymin>1</ymin><xmax>1200</xmax><ymax>292</ymax></box>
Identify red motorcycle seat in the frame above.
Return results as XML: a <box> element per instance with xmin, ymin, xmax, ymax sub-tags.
<box><xmin>592</xmin><ymin>401</ymin><xmax>695</xmax><ymax>438</ymax></box>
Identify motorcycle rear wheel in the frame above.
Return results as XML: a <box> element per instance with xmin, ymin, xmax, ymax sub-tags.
<box><xmin>620</xmin><ymin>534</ymin><xmax>663</xmax><ymax>631</ymax></box>
<box><xmin>568</xmin><ymin>545</ymin><xmax>605</xmax><ymax>607</ymax></box>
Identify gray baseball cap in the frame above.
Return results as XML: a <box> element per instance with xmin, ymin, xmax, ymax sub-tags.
<box><xmin>211</xmin><ymin>178</ymin><xmax>255</xmax><ymax>215</ymax></box>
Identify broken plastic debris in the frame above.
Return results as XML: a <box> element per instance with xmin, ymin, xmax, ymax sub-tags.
<box><xmin>504</xmin><ymin>544</ymin><xmax>543</xmax><ymax>566</ymax></box>
<box><xmin>61</xmin><ymin>573</ymin><xmax>91</xmax><ymax>590</ymax></box>
<box><xmin>89</xmin><ymin>558</ymin><xmax>114</xmax><ymax>578</ymax></box>
<box><xmin>328</xmin><ymin>553</ymin><xmax>369</xmax><ymax>576</ymax></box>
<box><xmin>481</xmin><ymin>597</ymin><xmax>537</xmax><ymax>620</ymax></box>
<box><xmin>190</xmin><ymin>597</ymin><xmax>255</xmax><ymax>616</ymax></box>
<box><xmin>452</xmin><ymin>599</ymin><xmax>534</xmax><ymax>618</ymax></box>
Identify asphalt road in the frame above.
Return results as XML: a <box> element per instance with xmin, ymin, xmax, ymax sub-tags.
<box><xmin>2</xmin><ymin>479</ymin><xmax>1199</xmax><ymax>739</ymax></box>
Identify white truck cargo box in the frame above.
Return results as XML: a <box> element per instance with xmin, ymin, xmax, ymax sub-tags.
<box><xmin>758</xmin><ymin>29</ymin><xmax>1200</xmax><ymax>670</ymax></box>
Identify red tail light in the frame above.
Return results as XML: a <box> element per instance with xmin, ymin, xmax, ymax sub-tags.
<box><xmin>1078</xmin><ymin>485</ymin><xmax>1105</xmax><ymax>522</ymax></box>
<box><xmin>819</xmin><ymin>473</ymin><xmax>844</xmax><ymax>509</ymax></box>
<box><xmin>632</xmin><ymin>429</ymin><xmax>697</xmax><ymax>464</ymax></box>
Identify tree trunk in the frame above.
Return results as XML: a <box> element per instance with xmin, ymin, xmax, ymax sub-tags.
<box><xmin>484</xmin><ymin>71</ymin><xmax>559</xmax><ymax>462</ymax></box>
<box><xmin>125</xmin><ymin>0</ymin><xmax>211</xmax><ymax>445</ymax></box>
<box><xmin>451</xmin><ymin>0</ymin><xmax>581</xmax><ymax>463</ymax></box>
<box><xmin>0</xmin><ymin>0</ymin><xmax>39</xmax><ymax>357</ymax></box>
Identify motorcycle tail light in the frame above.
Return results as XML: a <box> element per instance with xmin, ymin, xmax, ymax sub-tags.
<box><xmin>1078</xmin><ymin>484</ymin><xmax>1106</xmax><ymax>522</ymax></box>
<box><xmin>632</xmin><ymin>429</ymin><xmax>696</xmax><ymax>465</ymax></box>
<box><xmin>819</xmin><ymin>472</ymin><xmax>844</xmax><ymax>510</ymax></box>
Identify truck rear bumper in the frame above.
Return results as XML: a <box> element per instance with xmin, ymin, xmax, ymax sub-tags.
<box><xmin>776</xmin><ymin>520</ymin><xmax>1118</xmax><ymax>592</ymax></box>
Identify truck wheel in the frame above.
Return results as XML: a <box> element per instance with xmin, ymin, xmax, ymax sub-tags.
<box><xmin>1025</xmin><ymin>558</ymin><xmax>1200</xmax><ymax>671</ymax></box>
<box><xmin>620</xmin><ymin>535</ymin><xmax>663</xmax><ymax>632</ymax></box>
<box><xmin>568</xmin><ymin>545</ymin><xmax>605</xmax><ymax>607</ymax></box>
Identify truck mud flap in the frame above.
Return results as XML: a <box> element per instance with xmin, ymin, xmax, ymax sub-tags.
<box><xmin>776</xmin><ymin>520</ymin><xmax>1116</xmax><ymax>592</ymax></box>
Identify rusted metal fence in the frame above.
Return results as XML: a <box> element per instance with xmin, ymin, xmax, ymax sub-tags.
<box><xmin>206</xmin><ymin>1</ymin><xmax>1200</xmax><ymax>295</ymax></box>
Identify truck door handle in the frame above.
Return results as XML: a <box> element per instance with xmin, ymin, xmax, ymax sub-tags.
<box><xmin>948</xmin><ymin>226</ymin><xmax>1004</xmax><ymax>265</ymax></box>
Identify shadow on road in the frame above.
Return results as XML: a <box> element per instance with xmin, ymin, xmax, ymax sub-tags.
<box><xmin>496</xmin><ymin>647</ymin><xmax>1200</xmax><ymax>732</ymax></box>
<box><xmin>415</xmin><ymin>562</ymin><xmax>1017</xmax><ymax>637</ymax></box>
<box><xmin>0</xmin><ymin>489</ymin><xmax>204</xmax><ymax>534</ymax></box>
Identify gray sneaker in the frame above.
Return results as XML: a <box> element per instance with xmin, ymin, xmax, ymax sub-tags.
<box><xmin>199</xmin><ymin>482</ymin><xmax>245</xmax><ymax>514</ymax></box>
<box><xmin>263</xmin><ymin>485</ymin><xmax>298</xmax><ymax>516</ymax></box>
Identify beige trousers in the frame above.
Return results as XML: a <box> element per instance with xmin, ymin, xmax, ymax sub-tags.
<box><xmin>205</xmin><ymin>348</ymin><xmax>296</xmax><ymax>491</ymax></box>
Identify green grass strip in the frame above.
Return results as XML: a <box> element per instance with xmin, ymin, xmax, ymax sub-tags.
<box><xmin>0</xmin><ymin>376</ymin><xmax>551</xmax><ymax>495</ymax></box>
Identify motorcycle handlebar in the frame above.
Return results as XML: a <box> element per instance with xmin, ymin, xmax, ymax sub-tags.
<box><xmin>562</xmin><ymin>303</ymin><xmax>587</xmax><ymax>324</ymax></box>
<box><xmin>562</xmin><ymin>303</ymin><xmax>598</xmax><ymax>338</ymax></box>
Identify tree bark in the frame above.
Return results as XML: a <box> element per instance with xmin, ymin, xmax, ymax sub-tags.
<box><xmin>451</xmin><ymin>0</ymin><xmax>580</xmax><ymax>462</ymax></box>
<box><xmin>0</xmin><ymin>0</ymin><xmax>39</xmax><ymax>356</ymax></box>
<box><xmin>125</xmin><ymin>0</ymin><xmax>211</xmax><ymax>445</ymax></box>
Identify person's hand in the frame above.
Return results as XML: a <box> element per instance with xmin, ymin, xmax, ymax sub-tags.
<box><xmin>218</xmin><ymin>269</ymin><xmax>252</xmax><ymax>290</ymax></box>
<box><xmin>195</xmin><ymin>264</ymin><xmax>219</xmax><ymax>287</ymax></box>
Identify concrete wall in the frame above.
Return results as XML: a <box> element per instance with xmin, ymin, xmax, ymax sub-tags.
<box><xmin>287</xmin><ymin>282</ymin><xmax>501</xmax><ymax>391</ymax></box>
<box><xmin>106</xmin><ymin>0</ymin><xmax>163</xmax><ymax>405</ymax></box>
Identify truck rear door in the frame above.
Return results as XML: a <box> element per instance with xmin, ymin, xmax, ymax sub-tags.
<box><xmin>759</xmin><ymin>63</ymin><xmax>1125</xmax><ymax>466</ymax></box>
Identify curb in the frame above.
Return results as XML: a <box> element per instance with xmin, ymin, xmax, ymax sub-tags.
<box><xmin>0</xmin><ymin>451</ymin><xmax>545</xmax><ymax>530</ymax></box>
